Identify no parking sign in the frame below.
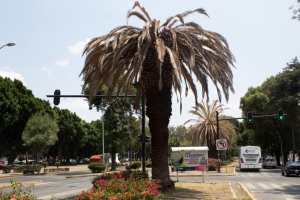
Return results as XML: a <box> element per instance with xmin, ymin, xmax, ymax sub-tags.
<box><xmin>216</xmin><ymin>139</ymin><xmax>227</xmax><ymax>150</ymax></box>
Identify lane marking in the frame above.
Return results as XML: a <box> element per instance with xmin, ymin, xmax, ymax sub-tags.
<box><xmin>257</xmin><ymin>183</ymin><xmax>270</xmax><ymax>189</ymax></box>
<box><xmin>245</xmin><ymin>183</ymin><xmax>256</xmax><ymax>189</ymax></box>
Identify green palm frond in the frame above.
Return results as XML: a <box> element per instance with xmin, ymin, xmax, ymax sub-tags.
<box><xmin>184</xmin><ymin>100</ymin><xmax>236</xmax><ymax>148</ymax></box>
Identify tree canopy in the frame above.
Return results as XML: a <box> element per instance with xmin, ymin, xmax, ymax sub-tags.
<box><xmin>22</xmin><ymin>112</ymin><xmax>59</xmax><ymax>157</ymax></box>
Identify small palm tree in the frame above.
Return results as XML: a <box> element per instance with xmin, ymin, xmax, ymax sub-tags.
<box><xmin>184</xmin><ymin>100</ymin><xmax>236</xmax><ymax>158</ymax></box>
<box><xmin>80</xmin><ymin>2</ymin><xmax>235</xmax><ymax>189</ymax></box>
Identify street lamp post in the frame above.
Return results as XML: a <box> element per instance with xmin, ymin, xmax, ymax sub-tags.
<box><xmin>0</xmin><ymin>43</ymin><xmax>15</xmax><ymax>49</ymax></box>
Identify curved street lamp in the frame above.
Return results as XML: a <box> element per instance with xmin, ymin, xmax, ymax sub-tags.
<box><xmin>0</xmin><ymin>43</ymin><xmax>16</xmax><ymax>49</ymax></box>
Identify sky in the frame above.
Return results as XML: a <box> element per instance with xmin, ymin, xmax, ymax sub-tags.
<box><xmin>1</xmin><ymin>0</ymin><xmax>300</xmax><ymax>127</ymax></box>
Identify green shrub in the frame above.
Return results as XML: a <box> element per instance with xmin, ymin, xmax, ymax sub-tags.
<box><xmin>2</xmin><ymin>165</ymin><xmax>11</xmax><ymax>173</ymax></box>
<box><xmin>55</xmin><ymin>162</ymin><xmax>60</xmax><ymax>169</ymax></box>
<box><xmin>208</xmin><ymin>164</ymin><xmax>216</xmax><ymax>171</ymax></box>
<box><xmin>125</xmin><ymin>161</ymin><xmax>142</xmax><ymax>170</ymax></box>
<box><xmin>221</xmin><ymin>160</ymin><xmax>231</xmax><ymax>166</ymax></box>
<box><xmin>42</xmin><ymin>162</ymin><xmax>48</xmax><ymax>168</ymax></box>
<box><xmin>88</xmin><ymin>162</ymin><xmax>106</xmax><ymax>173</ymax></box>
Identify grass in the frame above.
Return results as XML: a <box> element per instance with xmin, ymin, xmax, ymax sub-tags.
<box><xmin>162</xmin><ymin>159</ymin><xmax>253</xmax><ymax>200</ymax></box>
<box><xmin>162</xmin><ymin>182</ymin><xmax>252</xmax><ymax>200</ymax></box>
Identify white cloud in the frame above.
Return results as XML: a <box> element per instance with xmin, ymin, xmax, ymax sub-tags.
<box><xmin>56</xmin><ymin>59</ymin><xmax>69</xmax><ymax>67</ymax></box>
<box><xmin>0</xmin><ymin>70</ymin><xmax>26</xmax><ymax>85</ymax></box>
<box><xmin>68</xmin><ymin>39</ymin><xmax>91</xmax><ymax>55</ymax></box>
<box><xmin>42</xmin><ymin>67</ymin><xmax>52</xmax><ymax>75</ymax></box>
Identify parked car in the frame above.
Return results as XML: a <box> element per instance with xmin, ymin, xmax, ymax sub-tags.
<box><xmin>263</xmin><ymin>157</ymin><xmax>277</xmax><ymax>169</ymax></box>
<box><xmin>70</xmin><ymin>159</ymin><xmax>77</xmax><ymax>164</ymax></box>
<box><xmin>82</xmin><ymin>158</ymin><xmax>90</xmax><ymax>164</ymax></box>
<box><xmin>0</xmin><ymin>160</ymin><xmax>6</xmax><ymax>169</ymax></box>
<box><xmin>281</xmin><ymin>161</ymin><xmax>300</xmax><ymax>177</ymax></box>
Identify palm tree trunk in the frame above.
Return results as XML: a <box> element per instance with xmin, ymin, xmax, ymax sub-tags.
<box><xmin>142</xmin><ymin>47</ymin><xmax>174</xmax><ymax>190</ymax></box>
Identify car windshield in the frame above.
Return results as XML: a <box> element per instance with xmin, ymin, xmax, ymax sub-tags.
<box><xmin>266</xmin><ymin>159</ymin><xmax>274</xmax><ymax>162</ymax></box>
<box><xmin>288</xmin><ymin>162</ymin><xmax>298</xmax><ymax>166</ymax></box>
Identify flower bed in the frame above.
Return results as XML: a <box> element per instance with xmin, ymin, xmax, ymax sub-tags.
<box><xmin>78</xmin><ymin>171</ymin><xmax>162</xmax><ymax>200</ymax></box>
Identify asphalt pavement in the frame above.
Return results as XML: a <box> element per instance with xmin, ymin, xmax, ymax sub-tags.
<box><xmin>0</xmin><ymin>162</ymin><xmax>255</xmax><ymax>199</ymax></box>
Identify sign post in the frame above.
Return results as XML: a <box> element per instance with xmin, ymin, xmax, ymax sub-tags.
<box><xmin>216</xmin><ymin>139</ymin><xmax>227</xmax><ymax>173</ymax></box>
<box><xmin>171</xmin><ymin>146</ymin><xmax>209</xmax><ymax>182</ymax></box>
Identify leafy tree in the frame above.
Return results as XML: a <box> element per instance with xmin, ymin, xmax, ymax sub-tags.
<box><xmin>240</xmin><ymin>58</ymin><xmax>300</xmax><ymax>164</ymax></box>
<box><xmin>22</xmin><ymin>112</ymin><xmax>59</xmax><ymax>160</ymax></box>
<box><xmin>184</xmin><ymin>100</ymin><xmax>236</xmax><ymax>158</ymax></box>
<box><xmin>48</xmin><ymin>107</ymin><xmax>87</xmax><ymax>164</ymax></box>
<box><xmin>77</xmin><ymin>120</ymin><xmax>103</xmax><ymax>159</ymax></box>
<box><xmin>103</xmin><ymin>99</ymin><xmax>137</xmax><ymax>170</ymax></box>
<box><xmin>0</xmin><ymin>77</ymin><xmax>54</xmax><ymax>163</ymax></box>
<box><xmin>168</xmin><ymin>125</ymin><xmax>190</xmax><ymax>156</ymax></box>
<box><xmin>289</xmin><ymin>0</ymin><xmax>300</xmax><ymax>21</ymax></box>
<box><xmin>80</xmin><ymin>2</ymin><xmax>235</xmax><ymax>189</ymax></box>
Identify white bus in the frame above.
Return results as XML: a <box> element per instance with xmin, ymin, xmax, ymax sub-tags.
<box><xmin>239</xmin><ymin>146</ymin><xmax>262</xmax><ymax>172</ymax></box>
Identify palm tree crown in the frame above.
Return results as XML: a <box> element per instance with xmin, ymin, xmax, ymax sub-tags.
<box><xmin>80</xmin><ymin>1</ymin><xmax>235</xmax><ymax>108</ymax></box>
<box><xmin>184</xmin><ymin>100</ymin><xmax>236</xmax><ymax>154</ymax></box>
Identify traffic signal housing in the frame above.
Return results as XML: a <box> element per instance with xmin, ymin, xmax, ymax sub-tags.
<box><xmin>138</xmin><ymin>134</ymin><xmax>142</xmax><ymax>142</ymax></box>
<box><xmin>53</xmin><ymin>89</ymin><xmax>61</xmax><ymax>105</ymax></box>
<box><xmin>247</xmin><ymin>111</ymin><xmax>253</xmax><ymax>123</ymax></box>
<box><xmin>93</xmin><ymin>91</ymin><xmax>102</xmax><ymax>106</ymax></box>
<box><xmin>278</xmin><ymin>109</ymin><xmax>284</xmax><ymax>120</ymax></box>
<box><xmin>138</xmin><ymin>134</ymin><xmax>150</xmax><ymax>143</ymax></box>
<box><xmin>145</xmin><ymin>135</ymin><xmax>150</xmax><ymax>142</ymax></box>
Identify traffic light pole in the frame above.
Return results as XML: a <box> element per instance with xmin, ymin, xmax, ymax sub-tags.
<box><xmin>216</xmin><ymin>111</ymin><xmax>286</xmax><ymax>173</ymax></box>
<box><xmin>47</xmin><ymin>93</ymin><xmax>148</xmax><ymax>172</ymax></box>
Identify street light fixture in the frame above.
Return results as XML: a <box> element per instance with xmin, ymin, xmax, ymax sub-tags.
<box><xmin>0</xmin><ymin>43</ymin><xmax>16</xmax><ymax>49</ymax></box>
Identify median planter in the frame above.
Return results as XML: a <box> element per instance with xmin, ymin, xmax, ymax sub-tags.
<box><xmin>44</xmin><ymin>169</ymin><xmax>48</xmax><ymax>173</ymax></box>
<box><xmin>2</xmin><ymin>166</ymin><xmax>11</xmax><ymax>173</ymax></box>
<box><xmin>64</xmin><ymin>168</ymin><xmax>70</xmax><ymax>171</ymax></box>
<box><xmin>88</xmin><ymin>162</ymin><xmax>106</xmax><ymax>173</ymax></box>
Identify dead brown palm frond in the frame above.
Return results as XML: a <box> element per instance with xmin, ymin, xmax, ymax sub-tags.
<box><xmin>127</xmin><ymin>11</ymin><xmax>148</xmax><ymax>23</ymax></box>
<box><xmin>131</xmin><ymin>1</ymin><xmax>151</xmax><ymax>21</ymax></box>
<box><xmin>80</xmin><ymin>1</ymin><xmax>235</xmax><ymax>113</ymax></box>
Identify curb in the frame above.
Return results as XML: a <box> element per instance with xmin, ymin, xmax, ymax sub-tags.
<box><xmin>66</xmin><ymin>171</ymin><xmax>120</xmax><ymax>179</ymax></box>
<box><xmin>239</xmin><ymin>182</ymin><xmax>256</xmax><ymax>200</ymax></box>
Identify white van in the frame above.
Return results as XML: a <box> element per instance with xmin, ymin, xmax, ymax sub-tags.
<box><xmin>239</xmin><ymin>146</ymin><xmax>262</xmax><ymax>172</ymax></box>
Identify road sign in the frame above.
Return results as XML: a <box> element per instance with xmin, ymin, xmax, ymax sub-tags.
<box><xmin>216</xmin><ymin>139</ymin><xmax>227</xmax><ymax>150</ymax></box>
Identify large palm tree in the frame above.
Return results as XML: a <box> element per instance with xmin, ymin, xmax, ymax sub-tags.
<box><xmin>184</xmin><ymin>100</ymin><xmax>236</xmax><ymax>158</ymax></box>
<box><xmin>80</xmin><ymin>2</ymin><xmax>235</xmax><ymax>189</ymax></box>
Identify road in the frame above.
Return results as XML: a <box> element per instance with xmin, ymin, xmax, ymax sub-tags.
<box><xmin>1</xmin><ymin>168</ymin><xmax>300</xmax><ymax>199</ymax></box>
<box><xmin>0</xmin><ymin>172</ymin><xmax>94</xmax><ymax>199</ymax></box>
<box><xmin>172</xmin><ymin>168</ymin><xmax>300</xmax><ymax>200</ymax></box>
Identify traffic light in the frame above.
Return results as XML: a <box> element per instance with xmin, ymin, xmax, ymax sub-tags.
<box><xmin>93</xmin><ymin>91</ymin><xmax>102</xmax><ymax>106</ymax></box>
<box><xmin>278</xmin><ymin>109</ymin><xmax>284</xmax><ymax>120</ymax></box>
<box><xmin>53</xmin><ymin>89</ymin><xmax>61</xmax><ymax>105</ymax></box>
<box><xmin>145</xmin><ymin>135</ymin><xmax>150</xmax><ymax>142</ymax></box>
<box><xmin>247</xmin><ymin>111</ymin><xmax>253</xmax><ymax>123</ymax></box>
<box><xmin>138</xmin><ymin>134</ymin><xmax>150</xmax><ymax>143</ymax></box>
<box><xmin>138</xmin><ymin>134</ymin><xmax>142</xmax><ymax>142</ymax></box>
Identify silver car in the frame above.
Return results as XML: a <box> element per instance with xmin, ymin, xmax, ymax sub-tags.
<box><xmin>263</xmin><ymin>157</ymin><xmax>277</xmax><ymax>169</ymax></box>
